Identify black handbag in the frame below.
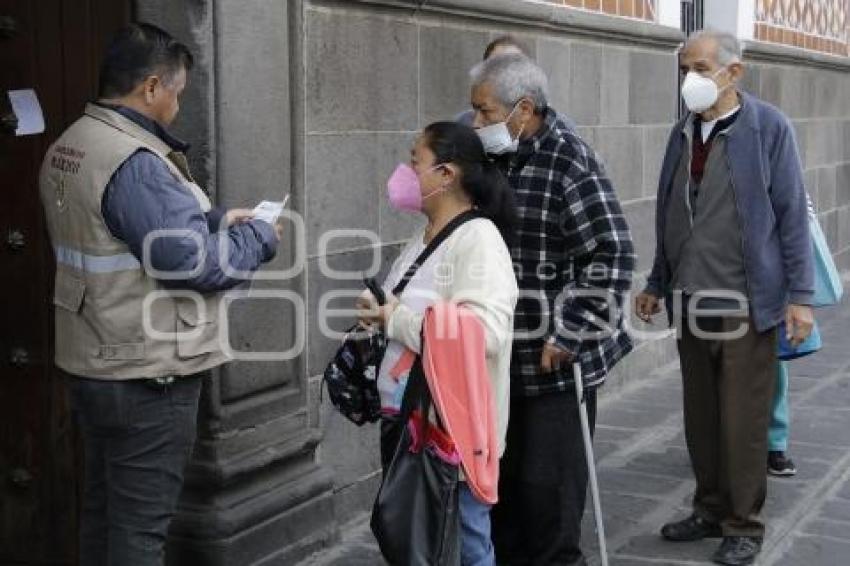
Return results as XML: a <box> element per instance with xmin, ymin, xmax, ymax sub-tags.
<box><xmin>323</xmin><ymin>210</ymin><xmax>480</xmax><ymax>426</ymax></box>
<box><xmin>370</xmin><ymin>353</ymin><xmax>461</xmax><ymax>566</ymax></box>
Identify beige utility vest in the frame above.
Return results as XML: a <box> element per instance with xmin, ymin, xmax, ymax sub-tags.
<box><xmin>39</xmin><ymin>103</ymin><xmax>228</xmax><ymax>380</ymax></box>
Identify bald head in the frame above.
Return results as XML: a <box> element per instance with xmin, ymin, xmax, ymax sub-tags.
<box><xmin>679</xmin><ymin>29</ymin><xmax>745</xmax><ymax>82</ymax></box>
<box><xmin>680</xmin><ymin>29</ymin><xmax>742</xmax><ymax>69</ymax></box>
<box><xmin>483</xmin><ymin>35</ymin><xmax>526</xmax><ymax>60</ymax></box>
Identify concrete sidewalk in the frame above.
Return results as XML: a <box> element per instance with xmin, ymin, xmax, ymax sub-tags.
<box><xmin>299</xmin><ymin>295</ymin><xmax>850</xmax><ymax>566</ymax></box>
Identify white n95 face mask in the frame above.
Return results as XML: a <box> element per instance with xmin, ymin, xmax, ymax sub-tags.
<box><xmin>476</xmin><ymin>103</ymin><xmax>523</xmax><ymax>155</ymax></box>
<box><xmin>680</xmin><ymin>68</ymin><xmax>729</xmax><ymax>113</ymax></box>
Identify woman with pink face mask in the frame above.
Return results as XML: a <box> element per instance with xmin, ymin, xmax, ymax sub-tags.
<box><xmin>357</xmin><ymin>121</ymin><xmax>519</xmax><ymax>566</ymax></box>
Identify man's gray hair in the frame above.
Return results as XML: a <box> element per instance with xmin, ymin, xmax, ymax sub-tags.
<box><xmin>686</xmin><ymin>29</ymin><xmax>742</xmax><ymax>65</ymax></box>
<box><xmin>470</xmin><ymin>53</ymin><xmax>549</xmax><ymax>111</ymax></box>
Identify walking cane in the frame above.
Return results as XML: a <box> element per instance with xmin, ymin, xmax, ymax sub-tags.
<box><xmin>573</xmin><ymin>362</ymin><xmax>609</xmax><ymax>566</ymax></box>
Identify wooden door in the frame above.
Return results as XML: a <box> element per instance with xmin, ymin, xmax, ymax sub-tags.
<box><xmin>0</xmin><ymin>1</ymin><xmax>131</xmax><ymax>563</ymax></box>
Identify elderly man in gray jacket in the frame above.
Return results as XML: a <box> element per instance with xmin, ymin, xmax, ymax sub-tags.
<box><xmin>635</xmin><ymin>30</ymin><xmax>814</xmax><ymax>566</ymax></box>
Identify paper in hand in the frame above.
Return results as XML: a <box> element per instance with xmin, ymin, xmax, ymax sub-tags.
<box><xmin>7</xmin><ymin>89</ymin><xmax>45</xmax><ymax>136</ymax></box>
<box><xmin>252</xmin><ymin>195</ymin><xmax>289</xmax><ymax>224</ymax></box>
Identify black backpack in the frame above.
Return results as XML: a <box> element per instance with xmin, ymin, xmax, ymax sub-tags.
<box><xmin>323</xmin><ymin>210</ymin><xmax>480</xmax><ymax>426</ymax></box>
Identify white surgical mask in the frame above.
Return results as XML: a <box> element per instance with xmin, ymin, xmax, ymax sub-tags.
<box><xmin>476</xmin><ymin>103</ymin><xmax>523</xmax><ymax>155</ymax></box>
<box><xmin>681</xmin><ymin>68</ymin><xmax>730</xmax><ymax>113</ymax></box>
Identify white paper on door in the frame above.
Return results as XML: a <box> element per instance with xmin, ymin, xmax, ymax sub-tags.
<box><xmin>7</xmin><ymin>89</ymin><xmax>45</xmax><ymax>136</ymax></box>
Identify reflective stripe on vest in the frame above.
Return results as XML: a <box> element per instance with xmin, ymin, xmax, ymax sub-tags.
<box><xmin>55</xmin><ymin>245</ymin><xmax>141</xmax><ymax>273</ymax></box>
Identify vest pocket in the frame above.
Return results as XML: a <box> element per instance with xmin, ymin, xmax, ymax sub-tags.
<box><xmin>175</xmin><ymin>297</ymin><xmax>220</xmax><ymax>358</ymax></box>
<box><xmin>53</xmin><ymin>272</ymin><xmax>86</xmax><ymax>312</ymax></box>
<box><xmin>98</xmin><ymin>343</ymin><xmax>145</xmax><ymax>360</ymax></box>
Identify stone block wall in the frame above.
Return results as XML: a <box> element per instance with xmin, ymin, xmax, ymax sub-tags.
<box><xmin>132</xmin><ymin>0</ymin><xmax>850</xmax><ymax>561</ymax></box>
<box><xmin>742</xmin><ymin>44</ymin><xmax>850</xmax><ymax>272</ymax></box>
<box><xmin>302</xmin><ymin>0</ymin><xmax>684</xmax><ymax>527</ymax></box>
<box><xmin>301</xmin><ymin>0</ymin><xmax>850</xmax><ymax>532</ymax></box>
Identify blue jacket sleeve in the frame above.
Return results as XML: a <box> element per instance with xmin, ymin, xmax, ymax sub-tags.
<box><xmin>102</xmin><ymin>150</ymin><xmax>279</xmax><ymax>293</ymax></box>
<box><xmin>769</xmin><ymin>117</ymin><xmax>814</xmax><ymax>305</ymax></box>
<box><xmin>206</xmin><ymin>206</ymin><xmax>227</xmax><ymax>233</ymax></box>
<box><xmin>644</xmin><ymin>185</ymin><xmax>668</xmax><ymax>298</ymax></box>
<box><xmin>644</xmin><ymin>125</ymin><xmax>680</xmax><ymax>298</ymax></box>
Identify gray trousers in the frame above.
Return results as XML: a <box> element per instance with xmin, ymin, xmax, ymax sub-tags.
<box><xmin>69</xmin><ymin>375</ymin><xmax>202</xmax><ymax>566</ymax></box>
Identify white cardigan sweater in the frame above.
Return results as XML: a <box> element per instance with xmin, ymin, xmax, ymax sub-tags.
<box><xmin>386</xmin><ymin>217</ymin><xmax>519</xmax><ymax>456</ymax></box>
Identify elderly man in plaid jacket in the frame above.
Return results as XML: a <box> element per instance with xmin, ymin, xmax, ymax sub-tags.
<box><xmin>472</xmin><ymin>54</ymin><xmax>635</xmax><ymax>565</ymax></box>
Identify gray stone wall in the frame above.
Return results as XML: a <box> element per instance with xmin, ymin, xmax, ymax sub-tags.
<box><xmin>139</xmin><ymin>2</ymin><xmax>336</xmax><ymax>564</ymax></box>
<box><xmin>137</xmin><ymin>0</ymin><xmax>850</xmax><ymax>561</ymax></box>
<box><xmin>742</xmin><ymin>45</ymin><xmax>850</xmax><ymax>273</ymax></box>
<box><xmin>301</xmin><ymin>0</ymin><xmax>684</xmax><ymax>527</ymax></box>
<box><xmin>301</xmin><ymin>0</ymin><xmax>850</xmax><ymax>533</ymax></box>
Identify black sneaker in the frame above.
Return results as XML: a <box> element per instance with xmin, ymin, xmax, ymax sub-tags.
<box><xmin>768</xmin><ymin>451</ymin><xmax>797</xmax><ymax>476</ymax></box>
<box><xmin>661</xmin><ymin>514</ymin><xmax>723</xmax><ymax>542</ymax></box>
<box><xmin>712</xmin><ymin>536</ymin><xmax>762</xmax><ymax>565</ymax></box>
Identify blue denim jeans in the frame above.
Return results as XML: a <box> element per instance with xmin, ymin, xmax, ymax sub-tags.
<box><xmin>459</xmin><ymin>482</ymin><xmax>495</xmax><ymax>566</ymax></box>
<box><xmin>69</xmin><ymin>375</ymin><xmax>202</xmax><ymax>566</ymax></box>
<box><xmin>768</xmin><ymin>361</ymin><xmax>790</xmax><ymax>452</ymax></box>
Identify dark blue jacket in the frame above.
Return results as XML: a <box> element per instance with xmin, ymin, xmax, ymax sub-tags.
<box><xmin>101</xmin><ymin>105</ymin><xmax>278</xmax><ymax>292</ymax></box>
<box><xmin>646</xmin><ymin>92</ymin><xmax>813</xmax><ymax>332</ymax></box>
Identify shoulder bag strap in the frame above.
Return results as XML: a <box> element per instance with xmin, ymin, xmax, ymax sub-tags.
<box><xmin>391</xmin><ymin>209</ymin><xmax>481</xmax><ymax>297</ymax></box>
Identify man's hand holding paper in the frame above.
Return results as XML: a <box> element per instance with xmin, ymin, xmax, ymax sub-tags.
<box><xmin>252</xmin><ymin>195</ymin><xmax>289</xmax><ymax>240</ymax></box>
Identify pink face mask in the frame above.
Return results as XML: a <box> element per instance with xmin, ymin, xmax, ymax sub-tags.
<box><xmin>386</xmin><ymin>163</ymin><xmax>445</xmax><ymax>212</ymax></box>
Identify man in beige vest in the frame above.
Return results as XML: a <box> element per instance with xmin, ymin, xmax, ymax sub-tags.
<box><xmin>39</xmin><ymin>23</ymin><xmax>282</xmax><ymax>565</ymax></box>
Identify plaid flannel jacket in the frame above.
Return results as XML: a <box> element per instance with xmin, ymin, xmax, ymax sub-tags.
<box><xmin>506</xmin><ymin>108</ymin><xmax>635</xmax><ymax>395</ymax></box>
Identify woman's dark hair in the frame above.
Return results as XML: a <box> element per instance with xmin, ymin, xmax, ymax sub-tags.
<box><xmin>98</xmin><ymin>23</ymin><xmax>194</xmax><ymax>98</ymax></box>
<box><xmin>422</xmin><ymin>121</ymin><xmax>517</xmax><ymax>244</ymax></box>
